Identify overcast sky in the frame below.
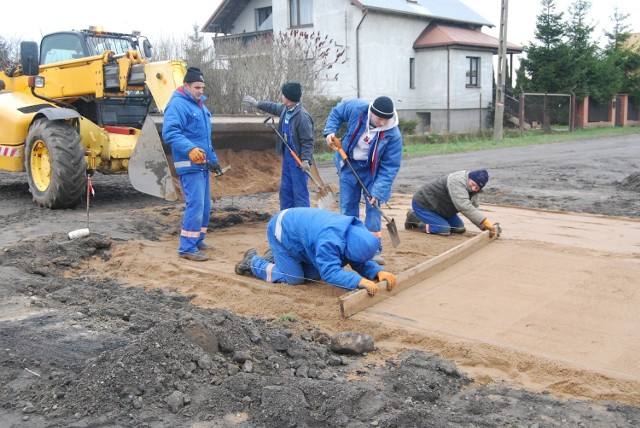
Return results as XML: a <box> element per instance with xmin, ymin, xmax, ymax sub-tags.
<box><xmin>1</xmin><ymin>1</ymin><xmax>636</xmax><ymax>49</ymax></box>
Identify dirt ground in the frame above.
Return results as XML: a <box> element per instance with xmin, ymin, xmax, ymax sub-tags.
<box><xmin>1</xmin><ymin>132</ymin><xmax>640</xmax><ymax>427</ymax></box>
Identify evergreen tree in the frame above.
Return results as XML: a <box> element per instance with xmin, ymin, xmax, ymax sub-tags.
<box><xmin>603</xmin><ymin>8</ymin><xmax>640</xmax><ymax>103</ymax></box>
<box><xmin>564</xmin><ymin>0</ymin><xmax>602</xmax><ymax>100</ymax></box>
<box><xmin>520</xmin><ymin>0</ymin><xmax>573</xmax><ymax>93</ymax></box>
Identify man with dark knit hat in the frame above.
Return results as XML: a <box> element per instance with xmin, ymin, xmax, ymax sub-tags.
<box><xmin>162</xmin><ymin>66</ymin><xmax>222</xmax><ymax>262</ymax></box>
<box><xmin>242</xmin><ymin>83</ymin><xmax>315</xmax><ymax>209</ymax></box>
<box><xmin>405</xmin><ymin>169</ymin><xmax>500</xmax><ymax>237</ymax></box>
<box><xmin>322</xmin><ymin>96</ymin><xmax>403</xmax><ymax>265</ymax></box>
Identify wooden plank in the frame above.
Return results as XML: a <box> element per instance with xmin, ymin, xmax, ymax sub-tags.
<box><xmin>338</xmin><ymin>230</ymin><xmax>496</xmax><ymax>318</ymax></box>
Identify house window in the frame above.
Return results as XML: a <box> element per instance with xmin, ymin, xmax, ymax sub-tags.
<box><xmin>290</xmin><ymin>0</ymin><xmax>313</xmax><ymax>27</ymax></box>
<box><xmin>409</xmin><ymin>58</ymin><xmax>416</xmax><ymax>89</ymax></box>
<box><xmin>466</xmin><ymin>57</ymin><xmax>480</xmax><ymax>87</ymax></box>
<box><xmin>255</xmin><ymin>7</ymin><xmax>272</xmax><ymax>31</ymax></box>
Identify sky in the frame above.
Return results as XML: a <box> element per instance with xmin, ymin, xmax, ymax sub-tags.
<box><xmin>462</xmin><ymin>0</ymin><xmax>639</xmax><ymax>48</ymax></box>
<box><xmin>1</xmin><ymin>0</ymin><xmax>637</xmax><ymax>50</ymax></box>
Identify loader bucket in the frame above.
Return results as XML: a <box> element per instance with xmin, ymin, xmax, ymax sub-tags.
<box><xmin>129</xmin><ymin>116</ymin><xmax>181</xmax><ymax>201</ymax></box>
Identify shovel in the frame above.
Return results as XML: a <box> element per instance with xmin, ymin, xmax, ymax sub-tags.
<box><xmin>263</xmin><ymin>116</ymin><xmax>336</xmax><ymax>210</ymax></box>
<box><xmin>329</xmin><ymin>136</ymin><xmax>401</xmax><ymax>248</ymax></box>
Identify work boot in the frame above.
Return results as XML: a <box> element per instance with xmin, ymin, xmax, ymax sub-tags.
<box><xmin>404</xmin><ymin>210</ymin><xmax>422</xmax><ymax>229</ymax></box>
<box><xmin>179</xmin><ymin>250</ymin><xmax>209</xmax><ymax>262</ymax></box>
<box><xmin>197</xmin><ymin>242</ymin><xmax>215</xmax><ymax>251</ymax></box>
<box><xmin>263</xmin><ymin>249</ymin><xmax>275</xmax><ymax>263</ymax></box>
<box><xmin>450</xmin><ymin>226</ymin><xmax>466</xmax><ymax>234</ymax></box>
<box><xmin>428</xmin><ymin>228</ymin><xmax>451</xmax><ymax>236</ymax></box>
<box><xmin>235</xmin><ymin>248</ymin><xmax>258</xmax><ymax>276</ymax></box>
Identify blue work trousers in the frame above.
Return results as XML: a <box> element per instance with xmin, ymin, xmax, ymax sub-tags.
<box><xmin>178</xmin><ymin>170</ymin><xmax>211</xmax><ymax>254</ymax></box>
<box><xmin>412</xmin><ymin>200</ymin><xmax>464</xmax><ymax>234</ymax></box>
<box><xmin>279</xmin><ymin>150</ymin><xmax>310</xmax><ymax>210</ymax></box>
<box><xmin>338</xmin><ymin>162</ymin><xmax>382</xmax><ymax>252</ymax></box>
<box><xmin>251</xmin><ymin>216</ymin><xmax>319</xmax><ymax>285</ymax></box>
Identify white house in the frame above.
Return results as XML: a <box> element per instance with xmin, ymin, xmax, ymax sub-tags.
<box><xmin>202</xmin><ymin>0</ymin><xmax>522</xmax><ymax>133</ymax></box>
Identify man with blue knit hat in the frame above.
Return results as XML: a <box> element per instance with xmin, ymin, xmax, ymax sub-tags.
<box><xmin>323</xmin><ymin>96</ymin><xmax>403</xmax><ymax>265</ymax></box>
<box><xmin>234</xmin><ymin>208</ymin><xmax>396</xmax><ymax>296</ymax></box>
<box><xmin>163</xmin><ymin>66</ymin><xmax>222</xmax><ymax>261</ymax></box>
<box><xmin>405</xmin><ymin>169</ymin><xmax>500</xmax><ymax>237</ymax></box>
<box><xmin>242</xmin><ymin>82</ymin><xmax>315</xmax><ymax>209</ymax></box>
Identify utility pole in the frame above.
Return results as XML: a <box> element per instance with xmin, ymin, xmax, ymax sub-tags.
<box><xmin>494</xmin><ymin>0</ymin><xmax>509</xmax><ymax>141</ymax></box>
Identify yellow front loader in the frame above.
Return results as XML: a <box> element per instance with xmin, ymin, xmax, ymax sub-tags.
<box><xmin>0</xmin><ymin>27</ymin><xmax>184</xmax><ymax>208</ymax></box>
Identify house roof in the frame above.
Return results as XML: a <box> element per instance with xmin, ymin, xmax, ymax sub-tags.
<box><xmin>413</xmin><ymin>23</ymin><xmax>523</xmax><ymax>53</ymax></box>
<box><xmin>202</xmin><ymin>0</ymin><xmax>251</xmax><ymax>34</ymax></box>
<box><xmin>351</xmin><ymin>0</ymin><xmax>493</xmax><ymax>27</ymax></box>
<box><xmin>202</xmin><ymin>0</ymin><xmax>494</xmax><ymax>35</ymax></box>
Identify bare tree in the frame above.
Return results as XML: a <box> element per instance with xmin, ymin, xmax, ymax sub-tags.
<box><xmin>208</xmin><ymin>30</ymin><xmax>346</xmax><ymax>115</ymax></box>
<box><xmin>0</xmin><ymin>36</ymin><xmax>21</xmax><ymax>72</ymax></box>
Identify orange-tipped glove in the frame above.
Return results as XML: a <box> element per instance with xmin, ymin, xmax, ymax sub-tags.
<box><xmin>189</xmin><ymin>148</ymin><xmax>206</xmax><ymax>164</ymax></box>
<box><xmin>482</xmin><ymin>219</ymin><xmax>499</xmax><ymax>237</ymax></box>
<box><xmin>377</xmin><ymin>271</ymin><xmax>396</xmax><ymax>291</ymax></box>
<box><xmin>358</xmin><ymin>278</ymin><xmax>378</xmax><ymax>296</ymax></box>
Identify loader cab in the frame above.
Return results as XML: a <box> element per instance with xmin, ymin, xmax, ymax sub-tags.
<box><xmin>36</xmin><ymin>28</ymin><xmax>155</xmax><ymax>129</ymax></box>
<box><xmin>40</xmin><ymin>27</ymin><xmax>153</xmax><ymax>65</ymax></box>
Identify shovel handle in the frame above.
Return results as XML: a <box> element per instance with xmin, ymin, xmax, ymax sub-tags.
<box><xmin>265</xmin><ymin>115</ymin><xmax>321</xmax><ymax>186</ymax></box>
<box><xmin>329</xmin><ymin>136</ymin><xmax>349</xmax><ymax>161</ymax></box>
<box><xmin>330</xmin><ymin>137</ymin><xmax>394</xmax><ymax>219</ymax></box>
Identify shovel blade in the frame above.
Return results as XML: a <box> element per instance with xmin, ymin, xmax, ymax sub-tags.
<box><xmin>315</xmin><ymin>186</ymin><xmax>337</xmax><ymax>210</ymax></box>
<box><xmin>387</xmin><ymin>219</ymin><xmax>401</xmax><ymax>247</ymax></box>
<box><xmin>129</xmin><ymin>117</ymin><xmax>180</xmax><ymax>201</ymax></box>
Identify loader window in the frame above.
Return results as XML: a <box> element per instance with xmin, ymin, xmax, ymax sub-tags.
<box><xmin>41</xmin><ymin>34</ymin><xmax>85</xmax><ymax>65</ymax></box>
<box><xmin>86</xmin><ymin>36</ymin><xmax>134</xmax><ymax>56</ymax></box>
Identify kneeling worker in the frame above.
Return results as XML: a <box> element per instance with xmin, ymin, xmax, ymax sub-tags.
<box><xmin>234</xmin><ymin>208</ymin><xmax>396</xmax><ymax>296</ymax></box>
<box><xmin>406</xmin><ymin>169</ymin><xmax>500</xmax><ymax>237</ymax></box>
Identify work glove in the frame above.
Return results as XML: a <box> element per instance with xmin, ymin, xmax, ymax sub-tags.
<box><xmin>482</xmin><ymin>219</ymin><xmax>499</xmax><ymax>238</ymax></box>
<box><xmin>357</xmin><ymin>278</ymin><xmax>378</xmax><ymax>296</ymax></box>
<box><xmin>243</xmin><ymin>95</ymin><xmax>258</xmax><ymax>108</ymax></box>
<box><xmin>189</xmin><ymin>148</ymin><xmax>206</xmax><ymax>164</ymax></box>
<box><xmin>377</xmin><ymin>271</ymin><xmax>396</xmax><ymax>291</ymax></box>
<box><xmin>300</xmin><ymin>160</ymin><xmax>311</xmax><ymax>173</ymax></box>
<box><xmin>207</xmin><ymin>161</ymin><xmax>223</xmax><ymax>175</ymax></box>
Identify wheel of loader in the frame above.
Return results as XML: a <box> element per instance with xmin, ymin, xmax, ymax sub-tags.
<box><xmin>24</xmin><ymin>118</ymin><xmax>87</xmax><ymax>209</ymax></box>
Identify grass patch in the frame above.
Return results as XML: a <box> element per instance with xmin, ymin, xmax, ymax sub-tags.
<box><xmin>279</xmin><ymin>312</ymin><xmax>296</xmax><ymax>323</ymax></box>
<box><xmin>314</xmin><ymin>125</ymin><xmax>640</xmax><ymax>162</ymax></box>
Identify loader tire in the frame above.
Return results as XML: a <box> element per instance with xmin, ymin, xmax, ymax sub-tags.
<box><xmin>24</xmin><ymin>118</ymin><xmax>87</xmax><ymax>209</ymax></box>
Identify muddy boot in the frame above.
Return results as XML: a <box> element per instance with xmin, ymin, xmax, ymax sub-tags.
<box><xmin>450</xmin><ymin>226</ymin><xmax>466</xmax><ymax>234</ymax></box>
<box><xmin>373</xmin><ymin>252</ymin><xmax>385</xmax><ymax>266</ymax></box>
<box><xmin>404</xmin><ymin>210</ymin><xmax>422</xmax><ymax>229</ymax></box>
<box><xmin>235</xmin><ymin>248</ymin><xmax>258</xmax><ymax>276</ymax></box>
<box><xmin>179</xmin><ymin>250</ymin><xmax>209</xmax><ymax>262</ymax></box>
<box><xmin>263</xmin><ymin>249</ymin><xmax>275</xmax><ymax>263</ymax></box>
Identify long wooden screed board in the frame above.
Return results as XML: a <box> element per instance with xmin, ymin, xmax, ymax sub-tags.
<box><xmin>338</xmin><ymin>230</ymin><xmax>496</xmax><ymax>318</ymax></box>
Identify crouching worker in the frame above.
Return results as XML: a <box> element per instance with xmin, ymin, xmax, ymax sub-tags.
<box><xmin>234</xmin><ymin>208</ymin><xmax>396</xmax><ymax>296</ymax></box>
<box><xmin>406</xmin><ymin>169</ymin><xmax>500</xmax><ymax>237</ymax></box>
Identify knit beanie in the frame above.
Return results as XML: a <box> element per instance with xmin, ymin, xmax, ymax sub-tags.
<box><xmin>184</xmin><ymin>67</ymin><xmax>205</xmax><ymax>83</ymax></box>
<box><xmin>370</xmin><ymin>96</ymin><xmax>394</xmax><ymax>119</ymax></box>
<box><xmin>281</xmin><ymin>82</ymin><xmax>302</xmax><ymax>102</ymax></box>
<box><xmin>468</xmin><ymin>169</ymin><xmax>489</xmax><ymax>189</ymax></box>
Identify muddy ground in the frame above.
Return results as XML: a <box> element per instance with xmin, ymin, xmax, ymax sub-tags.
<box><xmin>1</xmin><ymin>132</ymin><xmax>639</xmax><ymax>427</ymax></box>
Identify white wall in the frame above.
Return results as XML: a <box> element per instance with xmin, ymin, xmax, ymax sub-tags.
<box><xmin>223</xmin><ymin>0</ymin><xmax>497</xmax><ymax>132</ymax></box>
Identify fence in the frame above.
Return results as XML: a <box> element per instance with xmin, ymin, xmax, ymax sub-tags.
<box><xmin>505</xmin><ymin>93</ymin><xmax>638</xmax><ymax>133</ymax></box>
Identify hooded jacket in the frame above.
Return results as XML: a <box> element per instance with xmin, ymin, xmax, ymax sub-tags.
<box><xmin>323</xmin><ymin>98</ymin><xmax>402</xmax><ymax>203</ymax></box>
<box><xmin>273</xmin><ymin>208</ymin><xmax>383</xmax><ymax>290</ymax></box>
<box><xmin>162</xmin><ymin>87</ymin><xmax>219</xmax><ymax>175</ymax></box>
